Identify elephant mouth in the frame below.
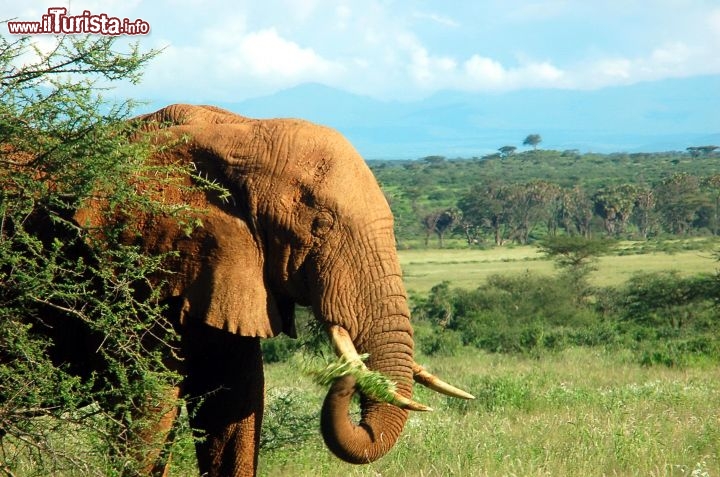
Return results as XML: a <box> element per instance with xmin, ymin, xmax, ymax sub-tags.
<box><xmin>327</xmin><ymin>325</ymin><xmax>475</xmax><ymax>407</ymax></box>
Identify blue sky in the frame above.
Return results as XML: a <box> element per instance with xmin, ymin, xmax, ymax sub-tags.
<box><xmin>4</xmin><ymin>1</ymin><xmax>720</xmax><ymax>103</ymax></box>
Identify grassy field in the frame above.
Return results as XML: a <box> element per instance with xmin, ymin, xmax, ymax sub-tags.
<box><xmin>258</xmin><ymin>347</ymin><xmax>720</xmax><ymax>476</ymax></box>
<box><xmin>255</xmin><ymin>241</ymin><xmax>720</xmax><ymax>477</ymax></box>
<box><xmin>399</xmin><ymin>242</ymin><xmax>719</xmax><ymax>294</ymax></box>
<box><xmin>12</xmin><ymin>242</ymin><xmax>720</xmax><ymax>476</ymax></box>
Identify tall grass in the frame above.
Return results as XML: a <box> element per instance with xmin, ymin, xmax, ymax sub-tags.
<box><xmin>10</xmin><ymin>242</ymin><xmax>718</xmax><ymax>475</ymax></box>
<box><xmin>258</xmin><ymin>347</ymin><xmax>720</xmax><ymax>476</ymax></box>
<box><xmin>258</xmin><ymin>244</ymin><xmax>720</xmax><ymax>475</ymax></box>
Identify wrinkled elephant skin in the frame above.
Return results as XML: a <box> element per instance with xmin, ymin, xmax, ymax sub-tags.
<box><xmin>71</xmin><ymin>104</ymin><xmax>471</xmax><ymax>477</ymax></box>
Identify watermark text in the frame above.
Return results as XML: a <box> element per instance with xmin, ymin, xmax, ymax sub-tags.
<box><xmin>7</xmin><ymin>8</ymin><xmax>150</xmax><ymax>35</ymax></box>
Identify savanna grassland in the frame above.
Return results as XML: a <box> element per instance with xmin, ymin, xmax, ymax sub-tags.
<box><xmin>259</xmin><ymin>349</ymin><xmax>720</xmax><ymax>477</ymax></box>
<box><xmin>399</xmin><ymin>240</ymin><xmax>720</xmax><ymax>293</ymax></box>
<box><xmin>254</xmin><ymin>240</ymin><xmax>720</xmax><ymax>477</ymax></box>
<box><xmin>256</xmin><ymin>148</ymin><xmax>720</xmax><ymax>476</ymax></box>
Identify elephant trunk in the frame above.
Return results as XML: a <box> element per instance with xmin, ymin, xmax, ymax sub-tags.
<box><xmin>321</xmin><ymin>374</ymin><xmax>409</xmax><ymax>464</ymax></box>
<box><xmin>319</xmin><ymin>291</ymin><xmax>416</xmax><ymax>464</ymax></box>
<box><xmin>314</xmin><ymin>224</ymin><xmax>474</xmax><ymax>463</ymax></box>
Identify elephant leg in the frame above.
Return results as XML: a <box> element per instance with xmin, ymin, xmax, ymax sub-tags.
<box><xmin>183</xmin><ymin>326</ymin><xmax>264</xmax><ymax>477</ymax></box>
<box><xmin>130</xmin><ymin>297</ymin><xmax>185</xmax><ymax>476</ymax></box>
<box><xmin>136</xmin><ymin>385</ymin><xmax>182</xmax><ymax>477</ymax></box>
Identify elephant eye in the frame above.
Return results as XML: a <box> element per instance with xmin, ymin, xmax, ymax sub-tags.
<box><xmin>312</xmin><ymin>211</ymin><xmax>335</xmax><ymax>238</ymax></box>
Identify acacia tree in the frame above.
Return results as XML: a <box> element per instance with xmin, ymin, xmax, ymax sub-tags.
<box><xmin>458</xmin><ymin>182</ymin><xmax>510</xmax><ymax>246</ymax></box>
<box><xmin>539</xmin><ymin>236</ymin><xmax>615</xmax><ymax>303</ymax></box>
<box><xmin>523</xmin><ymin>134</ymin><xmax>542</xmax><ymax>151</ymax></box>
<box><xmin>593</xmin><ymin>184</ymin><xmax>637</xmax><ymax>237</ymax></box>
<box><xmin>498</xmin><ymin>145</ymin><xmax>517</xmax><ymax>158</ymax></box>
<box><xmin>654</xmin><ymin>173</ymin><xmax>706</xmax><ymax>235</ymax></box>
<box><xmin>422</xmin><ymin>208</ymin><xmax>461</xmax><ymax>248</ymax></box>
<box><xmin>558</xmin><ymin>186</ymin><xmax>594</xmax><ymax>238</ymax></box>
<box><xmin>504</xmin><ymin>181</ymin><xmax>559</xmax><ymax>244</ymax></box>
<box><xmin>703</xmin><ymin>174</ymin><xmax>720</xmax><ymax>236</ymax></box>
<box><xmin>631</xmin><ymin>185</ymin><xmax>657</xmax><ymax>239</ymax></box>
<box><xmin>0</xmin><ymin>32</ymin><xmax>195</xmax><ymax>475</ymax></box>
<box><xmin>686</xmin><ymin>145</ymin><xmax>718</xmax><ymax>158</ymax></box>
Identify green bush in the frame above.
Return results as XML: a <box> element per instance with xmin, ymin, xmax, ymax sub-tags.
<box><xmin>617</xmin><ymin>271</ymin><xmax>716</xmax><ymax>329</ymax></box>
<box><xmin>567</xmin><ymin>321</ymin><xmax>621</xmax><ymax>347</ymax></box>
<box><xmin>260</xmin><ymin>388</ymin><xmax>318</xmax><ymax>451</ymax></box>
<box><xmin>262</xmin><ymin>336</ymin><xmax>303</xmax><ymax>363</ymax></box>
<box><xmin>414</xmin><ymin>266</ymin><xmax>720</xmax><ymax>366</ymax></box>
<box><xmin>417</xmin><ymin>328</ymin><xmax>464</xmax><ymax>357</ymax></box>
<box><xmin>414</xmin><ymin>272</ymin><xmax>602</xmax><ymax>355</ymax></box>
<box><xmin>0</xmin><ymin>33</ymin><xmax>190</xmax><ymax>476</ymax></box>
<box><xmin>638</xmin><ymin>341</ymin><xmax>688</xmax><ymax>367</ymax></box>
<box><xmin>635</xmin><ymin>334</ymin><xmax>720</xmax><ymax>368</ymax></box>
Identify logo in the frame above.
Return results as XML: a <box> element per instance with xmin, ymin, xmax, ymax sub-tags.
<box><xmin>7</xmin><ymin>8</ymin><xmax>150</xmax><ymax>35</ymax></box>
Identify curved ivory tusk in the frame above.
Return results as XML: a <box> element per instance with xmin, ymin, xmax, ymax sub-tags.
<box><xmin>328</xmin><ymin>325</ymin><xmax>364</xmax><ymax>366</ymax></box>
<box><xmin>412</xmin><ymin>362</ymin><xmax>476</xmax><ymax>400</ymax></box>
<box><xmin>391</xmin><ymin>393</ymin><xmax>433</xmax><ymax>412</ymax></box>
<box><xmin>327</xmin><ymin>325</ymin><xmax>433</xmax><ymax>411</ymax></box>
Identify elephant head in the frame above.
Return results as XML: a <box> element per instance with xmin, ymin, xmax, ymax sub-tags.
<box><xmin>115</xmin><ymin>104</ymin><xmax>472</xmax><ymax>473</ymax></box>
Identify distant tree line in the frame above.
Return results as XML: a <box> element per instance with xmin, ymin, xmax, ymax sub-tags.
<box><xmin>426</xmin><ymin>172</ymin><xmax>720</xmax><ymax>246</ymax></box>
<box><xmin>369</xmin><ymin>148</ymin><xmax>720</xmax><ymax>246</ymax></box>
<box><xmin>454</xmin><ymin>173</ymin><xmax>720</xmax><ymax>245</ymax></box>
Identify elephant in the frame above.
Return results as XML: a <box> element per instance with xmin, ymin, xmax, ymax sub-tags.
<box><xmin>67</xmin><ymin>104</ymin><xmax>474</xmax><ymax>476</ymax></box>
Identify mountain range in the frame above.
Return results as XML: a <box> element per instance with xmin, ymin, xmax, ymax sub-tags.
<box><xmin>151</xmin><ymin>75</ymin><xmax>720</xmax><ymax>160</ymax></box>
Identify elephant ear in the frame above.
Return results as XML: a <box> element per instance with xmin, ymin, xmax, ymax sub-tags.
<box><xmin>134</xmin><ymin>106</ymin><xmax>295</xmax><ymax>339</ymax></box>
<box><xmin>179</xmin><ymin>205</ymin><xmax>296</xmax><ymax>339</ymax></box>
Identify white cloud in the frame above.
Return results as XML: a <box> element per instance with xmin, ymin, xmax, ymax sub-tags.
<box><xmin>649</xmin><ymin>42</ymin><xmax>691</xmax><ymax>68</ymax></box>
<box><xmin>461</xmin><ymin>56</ymin><xmax>565</xmax><ymax>90</ymax></box>
<box><xmin>239</xmin><ymin>28</ymin><xmax>341</xmax><ymax>78</ymax></box>
<box><xmin>95</xmin><ymin>1</ymin><xmax>720</xmax><ymax>101</ymax></box>
<box><xmin>524</xmin><ymin>61</ymin><xmax>564</xmax><ymax>82</ymax></box>
<box><xmin>409</xmin><ymin>48</ymin><xmax>455</xmax><ymax>84</ymax></box>
<box><xmin>464</xmin><ymin>55</ymin><xmax>506</xmax><ymax>86</ymax></box>
<box><xmin>413</xmin><ymin>11</ymin><xmax>459</xmax><ymax>28</ymax></box>
<box><xmin>592</xmin><ymin>58</ymin><xmax>632</xmax><ymax>81</ymax></box>
<box><xmin>140</xmin><ymin>16</ymin><xmax>345</xmax><ymax>102</ymax></box>
<box><xmin>573</xmin><ymin>38</ymin><xmax>720</xmax><ymax>90</ymax></box>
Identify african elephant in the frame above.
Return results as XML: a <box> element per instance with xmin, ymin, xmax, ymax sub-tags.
<box><xmin>74</xmin><ymin>104</ymin><xmax>473</xmax><ymax>477</ymax></box>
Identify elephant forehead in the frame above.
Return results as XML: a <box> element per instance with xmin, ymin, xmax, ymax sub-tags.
<box><xmin>284</xmin><ymin>171</ymin><xmax>390</xmax><ymax>227</ymax></box>
<box><xmin>253</xmin><ymin>129</ymin><xmax>389</xmax><ymax>215</ymax></box>
<box><xmin>318</xmin><ymin>174</ymin><xmax>388</xmax><ymax>216</ymax></box>
<box><xmin>148</xmin><ymin>110</ymin><xmax>389</xmax><ymax>218</ymax></box>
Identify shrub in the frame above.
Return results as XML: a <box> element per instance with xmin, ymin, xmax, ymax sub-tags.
<box><xmin>414</xmin><ymin>272</ymin><xmax>602</xmax><ymax>355</ymax></box>
<box><xmin>617</xmin><ymin>271</ymin><xmax>716</xmax><ymax>329</ymax></box>
<box><xmin>0</xmin><ymin>33</ymin><xmax>193</xmax><ymax>476</ymax></box>
<box><xmin>260</xmin><ymin>388</ymin><xmax>318</xmax><ymax>451</ymax></box>
<box><xmin>262</xmin><ymin>336</ymin><xmax>302</xmax><ymax>363</ymax></box>
<box><xmin>417</xmin><ymin>328</ymin><xmax>464</xmax><ymax>357</ymax></box>
<box><xmin>636</xmin><ymin>334</ymin><xmax>720</xmax><ymax>368</ymax></box>
<box><xmin>415</xmin><ymin>267</ymin><xmax>720</xmax><ymax>365</ymax></box>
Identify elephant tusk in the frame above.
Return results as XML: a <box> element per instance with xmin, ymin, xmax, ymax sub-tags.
<box><xmin>327</xmin><ymin>325</ymin><xmax>433</xmax><ymax>412</ymax></box>
<box><xmin>391</xmin><ymin>392</ymin><xmax>433</xmax><ymax>412</ymax></box>
<box><xmin>412</xmin><ymin>362</ymin><xmax>476</xmax><ymax>400</ymax></box>
<box><xmin>328</xmin><ymin>325</ymin><xmax>364</xmax><ymax>366</ymax></box>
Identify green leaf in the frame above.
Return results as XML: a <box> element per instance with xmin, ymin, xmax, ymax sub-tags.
<box><xmin>303</xmin><ymin>354</ymin><xmax>399</xmax><ymax>404</ymax></box>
